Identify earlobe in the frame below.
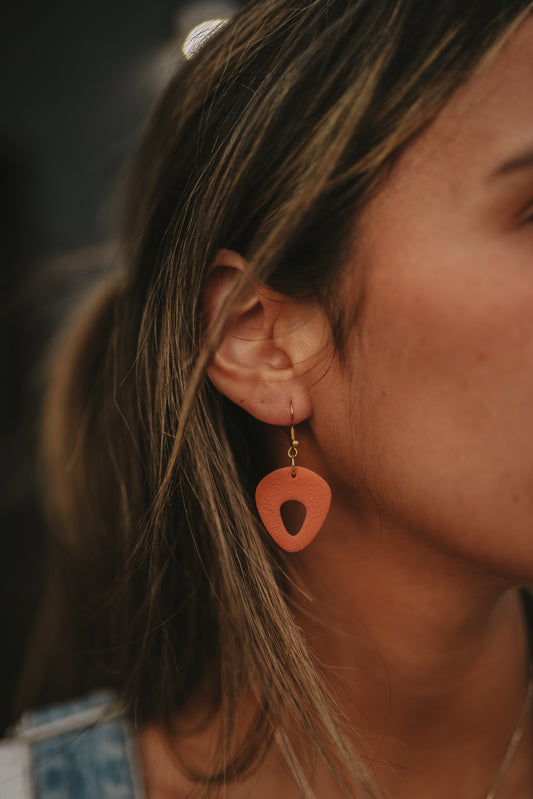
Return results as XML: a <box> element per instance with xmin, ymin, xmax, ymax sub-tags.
<box><xmin>203</xmin><ymin>249</ymin><xmax>313</xmax><ymax>425</ymax></box>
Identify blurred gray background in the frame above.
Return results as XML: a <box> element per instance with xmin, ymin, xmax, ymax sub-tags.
<box><xmin>0</xmin><ymin>0</ymin><xmax>245</xmax><ymax>730</ymax></box>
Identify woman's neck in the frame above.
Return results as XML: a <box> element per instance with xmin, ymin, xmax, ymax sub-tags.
<box><xmin>289</xmin><ymin>511</ymin><xmax>533</xmax><ymax>798</ymax></box>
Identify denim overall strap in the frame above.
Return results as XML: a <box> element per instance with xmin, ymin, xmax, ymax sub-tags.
<box><xmin>0</xmin><ymin>692</ymin><xmax>144</xmax><ymax>799</ymax></box>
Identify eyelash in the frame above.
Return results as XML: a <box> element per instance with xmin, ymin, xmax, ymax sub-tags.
<box><xmin>517</xmin><ymin>202</ymin><xmax>533</xmax><ymax>225</ymax></box>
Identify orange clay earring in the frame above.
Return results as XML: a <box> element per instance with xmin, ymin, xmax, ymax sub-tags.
<box><xmin>255</xmin><ymin>402</ymin><xmax>331</xmax><ymax>552</ymax></box>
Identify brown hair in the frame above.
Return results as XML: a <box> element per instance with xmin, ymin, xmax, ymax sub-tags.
<box><xmin>22</xmin><ymin>1</ymin><xmax>533</xmax><ymax>796</ymax></box>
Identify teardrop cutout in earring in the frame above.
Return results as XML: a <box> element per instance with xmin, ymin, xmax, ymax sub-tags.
<box><xmin>255</xmin><ymin>403</ymin><xmax>331</xmax><ymax>552</ymax></box>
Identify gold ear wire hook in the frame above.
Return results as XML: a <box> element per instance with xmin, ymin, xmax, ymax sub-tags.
<box><xmin>288</xmin><ymin>401</ymin><xmax>299</xmax><ymax>477</ymax></box>
<box><xmin>289</xmin><ymin>402</ymin><xmax>295</xmax><ymax>442</ymax></box>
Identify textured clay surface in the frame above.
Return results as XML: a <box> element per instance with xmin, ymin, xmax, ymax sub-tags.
<box><xmin>255</xmin><ymin>467</ymin><xmax>332</xmax><ymax>552</ymax></box>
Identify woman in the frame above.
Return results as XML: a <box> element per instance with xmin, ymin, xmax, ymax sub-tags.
<box><xmin>7</xmin><ymin>0</ymin><xmax>533</xmax><ymax>797</ymax></box>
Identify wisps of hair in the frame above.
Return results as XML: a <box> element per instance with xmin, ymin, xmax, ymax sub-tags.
<box><xmin>22</xmin><ymin>1</ymin><xmax>533</xmax><ymax>796</ymax></box>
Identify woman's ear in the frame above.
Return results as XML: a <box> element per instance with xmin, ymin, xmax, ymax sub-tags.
<box><xmin>203</xmin><ymin>249</ymin><xmax>322</xmax><ymax>426</ymax></box>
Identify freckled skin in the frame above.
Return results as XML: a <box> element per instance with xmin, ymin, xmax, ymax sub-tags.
<box><xmin>306</xmin><ymin>16</ymin><xmax>533</xmax><ymax>582</ymax></box>
<box><xmin>280</xmin><ymin>21</ymin><xmax>533</xmax><ymax>795</ymax></box>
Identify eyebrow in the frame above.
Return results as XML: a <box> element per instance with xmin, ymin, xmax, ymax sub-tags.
<box><xmin>489</xmin><ymin>149</ymin><xmax>533</xmax><ymax>180</ymax></box>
